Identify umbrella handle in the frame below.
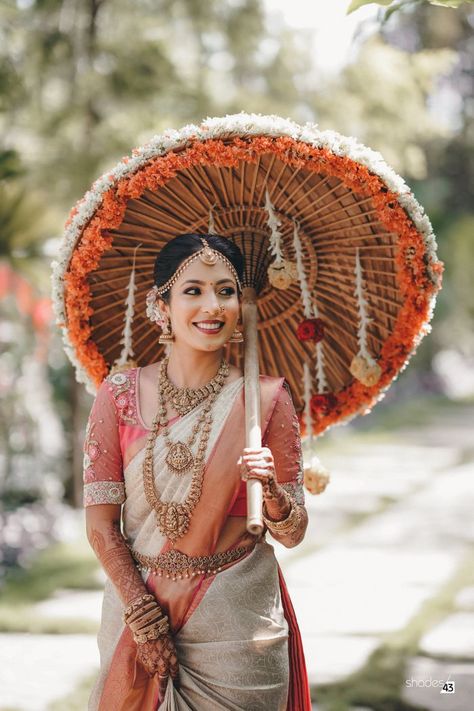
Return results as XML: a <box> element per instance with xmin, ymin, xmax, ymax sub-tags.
<box><xmin>242</xmin><ymin>287</ymin><xmax>264</xmax><ymax>536</ymax></box>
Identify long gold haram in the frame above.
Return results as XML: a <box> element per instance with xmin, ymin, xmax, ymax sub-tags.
<box><xmin>143</xmin><ymin>358</ymin><xmax>230</xmax><ymax>542</ymax></box>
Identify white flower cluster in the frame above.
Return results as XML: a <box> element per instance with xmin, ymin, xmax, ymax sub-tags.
<box><xmin>51</xmin><ymin>111</ymin><xmax>442</xmax><ymax>394</ymax></box>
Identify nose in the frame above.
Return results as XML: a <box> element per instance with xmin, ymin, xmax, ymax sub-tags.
<box><xmin>203</xmin><ymin>291</ymin><xmax>221</xmax><ymax>315</ymax></box>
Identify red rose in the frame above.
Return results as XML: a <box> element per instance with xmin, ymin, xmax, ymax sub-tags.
<box><xmin>296</xmin><ymin>318</ymin><xmax>325</xmax><ymax>342</ymax></box>
<box><xmin>310</xmin><ymin>393</ymin><xmax>337</xmax><ymax>417</ymax></box>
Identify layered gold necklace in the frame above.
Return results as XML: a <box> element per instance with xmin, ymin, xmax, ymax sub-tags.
<box><xmin>143</xmin><ymin>357</ymin><xmax>229</xmax><ymax>542</ymax></box>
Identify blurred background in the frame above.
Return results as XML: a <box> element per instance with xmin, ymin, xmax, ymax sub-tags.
<box><xmin>0</xmin><ymin>1</ymin><xmax>473</xmax><ymax>709</ymax></box>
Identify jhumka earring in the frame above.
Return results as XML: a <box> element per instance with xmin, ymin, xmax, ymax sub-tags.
<box><xmin>158</xmin><ymin>315</ymin><xmax>174</xmax><ymax>344</ymax></box>
<box><xmin>146</xmin><ymin>286</ymin><xmax>174</xmax><ymax>343</ymax></box>
<box><xmin>229</xmin><ymin>327</ymin><xmax>244</xmax><ymax>343</ymax></box>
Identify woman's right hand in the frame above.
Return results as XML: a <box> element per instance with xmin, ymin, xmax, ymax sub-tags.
<box><xmin>136</xmin><ymin>633</ymin><xmax>179</xmax><ymax>695</ymax></box>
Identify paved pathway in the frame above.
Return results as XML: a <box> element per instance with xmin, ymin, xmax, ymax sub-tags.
<box><xmin>1</xmin><ymin>405</ymin><xmax>473</xmax><ymax>710</ymax></box>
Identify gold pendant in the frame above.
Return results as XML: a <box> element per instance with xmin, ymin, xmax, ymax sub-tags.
<box><xmin>158</xmin><ymin>502</ymin><xmax>190</xmax><ymax>541</ymax></box>
<box><xmin>165</xmin><ymin>441</ymin><xmax>194</xmax><ymax>475</ymax></box>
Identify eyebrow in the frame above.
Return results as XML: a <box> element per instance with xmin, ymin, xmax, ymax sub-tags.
<box><xmin>181</xmin><ymin>279</ymin><xmax>235</xmax><ymax>285</ymax></box>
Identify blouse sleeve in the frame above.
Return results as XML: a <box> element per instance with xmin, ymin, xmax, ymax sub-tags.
<box><xmin>82</xmin><ymin>379</ymin><xmax>126</xmax><ymax>507</ymax></box>
<box><xmin>262</xmin><ymin>380</ymin><xmax>305</xmax><ymax>507</ymax></box>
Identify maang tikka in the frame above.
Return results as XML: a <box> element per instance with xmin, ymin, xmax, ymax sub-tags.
<box><xmin>146</xmin><ymin>238</ymin><xmax>244</xmax><ymax>343</ymax></box>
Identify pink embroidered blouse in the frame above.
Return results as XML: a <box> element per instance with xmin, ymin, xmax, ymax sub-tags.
<box><xmin>83</xmin><ymin>368</ymin><xmax>305</xmax><ymax>512</ymax></box>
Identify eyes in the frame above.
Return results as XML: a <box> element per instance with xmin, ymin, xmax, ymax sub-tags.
<box><xmin>183</xmin><ymin>286</ymin><xmax>236</xmax><ymax>296</ymax></box>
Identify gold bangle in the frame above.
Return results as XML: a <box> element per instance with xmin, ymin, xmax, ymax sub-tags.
<box><xmin>123</xmin><ymin>593</ymin><xmax>155</xmax><ymax>621</ymax></box>
<box><xmin>263</xmin><ymin>496</ymin><xmax>301</xmax><ymax>535</ymax></box>
<box><xmin>133</xmin><ymin>618</ymin><xmax>170</xmax><ymax>644</ymax></box>
<box><xmin>124</xmin><ymin>601</ymin><xmax>159</xmax><ymax>625</ymax></box>
<box><xmin>129</xmin><ymin>605</ymin><xmax>164</xmax><ymax>629</ymax></box>
<box><xmin>134</xmin><ymin>616</ymin><xmax>169</xmax><ymax>637</ymax></box>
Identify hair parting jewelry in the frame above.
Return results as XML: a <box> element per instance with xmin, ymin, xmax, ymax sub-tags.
<box><xmin>154</xmin><ymin>238</ymin><xmax>242</xmax><ymax>297</ymax></box>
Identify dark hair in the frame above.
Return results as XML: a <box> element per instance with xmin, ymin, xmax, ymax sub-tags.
<box><xmin>153</xmin><ymin>233</ymin><xmax>245</xmax><ymax>303</ymax></box>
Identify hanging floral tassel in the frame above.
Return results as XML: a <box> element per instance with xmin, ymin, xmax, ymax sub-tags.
<box><xmin>302</xmin><ymin>356</ymin><xmax>331</xmax><ymax>495</ymax></box>
<box><xmin>208</xmin><ymin>206</ymin><xmax>216</xmax><ymax>234</ymax></box>
<box><xmin>350</xmin><ymin>248</ymin><xmax>382</xmax><ymax>387</ymax></box>
<box><xmin>265</xmin><ymin>188</ymin><xmax>297</xmax><ymax>289</ymax></box>
<box><xmin>293</xmin><ymin>221</ymin><xmax>333</xmax><ymax>419</ymax></box>
<box><xmin>110</xmin><ymin>243</ymin><xmax>141</xmax><ymax>375</ymax></box>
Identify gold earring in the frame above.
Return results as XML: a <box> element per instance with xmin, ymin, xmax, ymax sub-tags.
<box><xmin>229</xmin><ymin>328</ymin><xmax>243</xmax><ymax>343</ymax></box>
<box><xmin>158</xmin><ymin>316</ymin><xmax>174</xmax><ymax>343</ymax></box>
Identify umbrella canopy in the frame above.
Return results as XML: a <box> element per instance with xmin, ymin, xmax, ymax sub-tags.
<box><xmin>52</xmin><ymin>113</ymin><xmax>443</xmax><ymax>436</ymax></box>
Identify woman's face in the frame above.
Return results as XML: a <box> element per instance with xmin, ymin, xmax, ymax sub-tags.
<box><xmin>158</xmin><ymin>257</ymin><xmax>240</xmax><ymax>352</ymax></box>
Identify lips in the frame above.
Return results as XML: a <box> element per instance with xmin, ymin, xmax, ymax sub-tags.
<box><xmin>193</xmin><ymin>320</ymin><xmax>225</xmax><ymax>334</ymax></box>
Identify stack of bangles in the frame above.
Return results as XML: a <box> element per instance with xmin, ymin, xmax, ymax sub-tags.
<box><xmin>122</xmin><ymin>593</ymin><xmax>170</xmax><ymax>644</ymax></box>
<box><xmin>262</xmin><ymin>490</ymin><xmax>301</xmax><ymax>536</ymax></box>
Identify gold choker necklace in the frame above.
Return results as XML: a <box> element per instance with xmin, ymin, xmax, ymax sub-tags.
<box><xmin>161</xmin><ymin>359</ymin><xmax>229</xmax><ymax>416</ymax></box>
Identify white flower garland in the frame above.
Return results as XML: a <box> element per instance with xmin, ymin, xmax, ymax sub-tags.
<box><xmin>114</xmin><ymin>244</ymin><xmax>140</xmax><ymax>369</ymax></box>
<box><xmin>265</xmin><ymin>188</ymin><xmax>284</xmax><ymax>263</ymax></box>
<box><xmin>293</xmin><ymin>222</ymin><xmax>328</xmax><ymax>393</ymax></box>
<box><xmin>52</xmin><ymin>111</ymin><xmax>442</xmax><ymax>394</ymax></box>
<box><xmin>208</xmin><ymin>207</ymin><xmax>216</xmax><ymax>234</ymax></box>
<box><xmin>303</xmin><ymin>361</ymin><xmax>314</xmax><ymax>444</ymax></box>
<box><xmin>354</xmin><ymin>248</ymin><xmax>373</xmax><ymax>360</ymax></box>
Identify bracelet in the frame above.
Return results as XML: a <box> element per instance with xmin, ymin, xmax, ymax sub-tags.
<box><xmin>124</xmin><ymin>600</ymin><xmax>157</xmax><ymax>622</ymax></box>
<box><xmin>263</xmin><ymin>493</ymin><xmax>301</xmax><ymax>536</ymax></box>
<box><xmin>129</xmin><ymin>605</ymin><xmax>163</xmax><ymax>628</ymax></box>
<box><xmin>133</xmin><ymin>617</ymin><xmax>170</xmax><ymax>644</ymax></box>
<box><xmin>123</xmin><ymin>593</ymin><xmax>155</xmax><ymax>622</ymax></box>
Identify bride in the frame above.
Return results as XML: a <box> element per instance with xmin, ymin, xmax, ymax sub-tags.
<box><xmin>82</xmin><ymin>232</ymin><xmax>312</xmax><ymax>710</ymax></box>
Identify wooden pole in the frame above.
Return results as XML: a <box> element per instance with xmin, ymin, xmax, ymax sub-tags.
<box><xmin>242</xmin><ymin>286</ymin><xmax>264</xmax><ymax>535</ymax></box>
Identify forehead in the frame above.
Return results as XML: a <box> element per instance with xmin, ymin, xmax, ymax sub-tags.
<box><xmin>174</xmin><ymin>257</ymin><xmax>236</xmax><ymax>286</ymax></box>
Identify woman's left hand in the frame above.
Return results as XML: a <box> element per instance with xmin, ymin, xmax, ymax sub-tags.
<box><xmin>239</xmin><ymin>446</ymin><xmax>278</xmax><ymax>497</ymax></box>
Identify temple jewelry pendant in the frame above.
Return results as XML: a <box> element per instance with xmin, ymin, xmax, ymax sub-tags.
<box><xmin>165</xmin><ymin>441</ymin><xmax>194</xmax><ymax>475</ymax></box>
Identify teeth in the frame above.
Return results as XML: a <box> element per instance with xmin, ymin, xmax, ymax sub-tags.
<box><xmin>195</xmin><ymin>322</ymin><xmax>223</xmax><ymax>331</ymax></box>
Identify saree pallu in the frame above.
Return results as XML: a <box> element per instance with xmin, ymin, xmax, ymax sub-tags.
<box><xmin>85</xmin><ymin>371</ymin><xmax>311</xmax><ymax>711</ymax></box>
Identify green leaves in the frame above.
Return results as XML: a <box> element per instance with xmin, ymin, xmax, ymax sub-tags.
<box><xmin>347</xmin><ymin>0</ymin><xmax>473</xmax><ymax>13</ymax></box>
<box><xmin>347</xmin><ymin>0</ymin><xmax>394</xmax><ymax>14</ymax></box>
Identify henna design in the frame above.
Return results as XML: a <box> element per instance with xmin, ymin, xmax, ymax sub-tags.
<box><xmin>88</xmin><ymin>522</ymin><xmax>149</xmax><ymax>606</ymax></box>
<box><xmin>136</xmin><ymin>634</ymin><xmax>179</xmax><ymax>680</ymax></box>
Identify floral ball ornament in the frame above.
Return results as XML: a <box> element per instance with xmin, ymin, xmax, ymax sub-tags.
<box><xmin>296</xmin><ymin>318</ymin><xmax>325</xmax><ymax>343</ymax></box>
<box><xmin>304</xmin><ymin>458</ymin><xmax>331</xmax><ymax>495</ymax></box>
<box><xmin>267</xmin><ymin>259</ymin><xmax>298</xmax><ymax>290</ymax></box>
<box><xmin>310</xmin><ymin>392</ymin><xmax>337</xmax><ymax>418</ymax></box>
<box><xmin>350</xmin><ymin>354</ymin><xmax>382</xmax><ymax>387</ymax></box>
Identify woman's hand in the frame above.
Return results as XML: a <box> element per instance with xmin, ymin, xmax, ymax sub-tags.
<box><xmin>239</xmin><ymin>446</ymin><xmax>280</xmax><ymax>497</ymax></box>
<box><xmin>136</xmin><ymin>633</ymin><xmax>179</xmax><ymax>697</ymax></box>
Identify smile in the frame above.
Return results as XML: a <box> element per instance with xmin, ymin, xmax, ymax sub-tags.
<box><xmin>193</xmin><ymin>320</ymin><xmax>225</xmax><ymax>334</ymax></box>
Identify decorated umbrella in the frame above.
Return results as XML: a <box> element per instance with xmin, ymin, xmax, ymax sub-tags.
<box><xmin>51</xmin><ymin>112</ymin><xmax>443</xmax><ymax>533</ymax></box>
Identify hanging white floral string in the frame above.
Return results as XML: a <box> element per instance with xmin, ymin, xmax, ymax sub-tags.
<box><xmin>293</xmin><ymin>221</ymin><xmax>328</xmax><ymax>394</ymax></box>
<box><xmin>303</xmin><ymin>361</ymin><xmax>313</xmax><ymax>444</ymax></box>
<box><xmin>111</xmin><ymin>243</ymin><xmax>141</xmax><ymax>374</ymax></box>
<box><xmin>264</xmin><ymin>188</ymin><xmax>297</xmax><ymax>289</ymax></box>
<box><xmin>208</xmin><ymin>206</ymin><xmax>216</xmax><ymax>234</ymax></box>
<box><xmin>302</xmin><ymin>348</ymin><xmax>331</xmax><ymax>495</ymax></box>
<box><xmin>350</xmin><ymin>248</ymin><xmax>382</xmax><ymax>387</ymax></box>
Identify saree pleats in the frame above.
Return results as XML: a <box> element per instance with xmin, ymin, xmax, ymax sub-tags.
<box><xmin>159</xmin><ymin>541</ymin><xmax>289</xmax><ymax>711</ymax></box>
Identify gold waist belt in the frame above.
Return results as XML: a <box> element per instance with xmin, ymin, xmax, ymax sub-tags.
<box><xmin>127</xmin><ymin>543</ymin><xmax>254</xmax><ymax>581</ymax></box>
